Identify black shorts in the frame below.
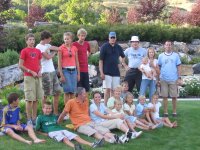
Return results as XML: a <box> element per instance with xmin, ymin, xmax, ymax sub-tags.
<box><xmin>77</xmin><ymin>72</ymin><xmax>90</xmax><ymax>92</ymax></box>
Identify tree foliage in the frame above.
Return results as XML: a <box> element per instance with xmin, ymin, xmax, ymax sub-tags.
<box><xmin>169</xmin><ymin>8</ymin><xmax>188</xmax><ymax>25</ymax></box>
<box><xmin>127</xmin><ymin>7</ymin><xmax>140</xmax><ymax>24</ymax></box>
<box><xmin>188</xmin><ymin>0</ymin><xmax>200</xmax><ymax>26</ymax></box>
<box><xmin>59</xmin><ymin>0</ymin><xmax>97</xmax><ymax>25</ymax></box>
<box><xmin>25</xmin><ymin>4</ymin><xmax>46</xmax><ymax>27</ymax></box>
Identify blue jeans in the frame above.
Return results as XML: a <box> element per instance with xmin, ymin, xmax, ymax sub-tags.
<box><xmin>139</xmin><ymin>79</ymin><xmax>156</xmax><ymax>101</ymax></box>
<box><xmin>62</xmin><ymin>68</ymin><xmax>77</xmax><ymax>93</ymax></box>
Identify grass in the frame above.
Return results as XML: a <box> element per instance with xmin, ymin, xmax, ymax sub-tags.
<box><xmin>1</xmin><ymin>101</ymin><xmax>200</xmax><ymax>150</ymax></box>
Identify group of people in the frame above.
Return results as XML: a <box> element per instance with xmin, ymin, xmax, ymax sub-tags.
<box><xmin>0</xmin><ymin>29</ymin><xmax>181</xmax><ymax>150</ymax></box>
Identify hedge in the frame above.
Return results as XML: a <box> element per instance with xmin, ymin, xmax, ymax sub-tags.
<box><xmin>1</xmin><ymin>24</ymin><xmax>200</xmax><ymax>52</ymax></box>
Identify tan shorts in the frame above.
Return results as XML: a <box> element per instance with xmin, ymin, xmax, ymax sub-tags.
<box><xmin>160</xmin><ymin>80</ymin><xmax>178</xmax><ymax>98</ymax></box>
<box><xmin>24</xmin><ymin>76</ymin><xmax>44</xmax><ymax>101</ymax></box>
<box><xmin>77</xmin><ymin>122</ymin><xmax>110</xmax><ymax>136</ymax></box>
<box><xmin>98</xmin><ymin>119</ymin><xmax>124</xmax><ymax>130</ymax></box>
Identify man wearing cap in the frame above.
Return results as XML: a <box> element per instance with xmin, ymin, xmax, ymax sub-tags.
<box><xmin>122</xmin><ymin>36</ymin><xmax>147</xmax><ymax>93</ymax></box>
<box><xmin>158</xmin><ymin>41</ymin><xmax>181</xmax><ymax>117</ymax></box>
<box><xmin>99</xmin><ymin>32</ymin><xmax>125</xmax><ymax>106</ymax></box>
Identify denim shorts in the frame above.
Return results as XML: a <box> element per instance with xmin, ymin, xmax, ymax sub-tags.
<box><xmin>125</xmin><ymin>115</ymin><xmax>137</xmax><ymax>123</ymax></box>
<box><xmin>62</xmin><ymin>68</ymin><xmax>77</xmax><ymax>93</ymax></box>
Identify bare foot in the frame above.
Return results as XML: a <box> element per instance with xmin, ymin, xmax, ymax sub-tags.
<box><xmin>34</xmin><ymin>138</ymin><xmax>46</xmax><ymax>144</ymax></box>
<box><xmin>172</xmin><ymin>121</ymin><xmax>178</xmax><ymax>128</ymax></box>
<box><xmin>25</xmin><ymin>140</ymin><xmax>32</xmax><ymax>145</ymax></box>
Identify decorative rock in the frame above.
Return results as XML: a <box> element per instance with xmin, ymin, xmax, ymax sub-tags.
<box><xmin>191</xmin><ymin>39</ymin><xmax>200</xmax><ymax>45</ymax></box>
<box><xmin>119</xmin><ymin>43</ymin><xmax>129</xmax><ymax>50</ymax></box>
<box><xmin>173</xmin><ymin>41</ymin><xmax>189</xmax><ymax>53</ymax></box>
<box><xmin>88</xmin><ymin>65</ymin><xmax>97</xmax><ymax>78</ymax></box>
<box><xmin>178</xmin><ymin>52</ymin><xmax>191</xmax><ymax>62</ymax></box>
<box><xmin>0</xmin><ymin>64</ymin><xmax>23</xmax><ymax>88</ymax></box>
<box><xmin>88</xmin><ymin>40</ymin><xmax>99</xmax><ymax>54</ymax></box>
<box><xmin>193</xmin><ymin>63</ymin><xmax>200</xmax><ymax>74</ymax></box>
<box><xmin>140</xmin><ymin>42</ymin><xmax>150</xmax><ymax>48</ymax></box>
<box><xmin>181</xmin><ymin>65</ymin><xmax>193</xmax><ymax>76</ymax></box>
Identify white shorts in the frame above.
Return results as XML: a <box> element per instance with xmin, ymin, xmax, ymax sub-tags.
<box><xmin>48</xmin><ymin>130</ymin><xmax>77</xmax><ymax>142</ymax></box>
<box><xmin>103</xmin><ymin>75</ymin><xmax>120</xmax><ymax>90</ymax></box>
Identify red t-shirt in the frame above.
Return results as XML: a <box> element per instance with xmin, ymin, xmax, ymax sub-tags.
<box><xmin>59</xmin><ymin>44</ymin><xmax>78</xmax><ymax>68</ymax></box>
<box><xmin>20</xmin><ymin>47</ymin><xmax>42</xmax><ymax>76</ymax></box>
<box><xmin>72</xmin><ymin>41</ymin><xmax>90</xmax><ymax>72</ymax></box>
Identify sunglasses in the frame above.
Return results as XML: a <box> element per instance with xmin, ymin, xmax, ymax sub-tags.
<box><xmin>110</xmin><ymin>37</ymin><xmax>116</xmax><ymax>39</ymax></box>
<box><xmin>68</xmin><ymin>49</ymin><xmax>72</xmax><ymax>57</ymax></box>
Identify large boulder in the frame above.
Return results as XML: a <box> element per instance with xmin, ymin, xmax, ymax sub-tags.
<box><xmin>191</xmin><ymin>39</ymin><xmax>200</xmax><ymax>45</ymax></box>
<box><xmin>88</xmin><ymin>40</ymin><xmax>99</xmax><ymax>54</ymax></box>
<box><xmin>173</xmin><ymin>41</ymin><xmax>189</xmax><ymax>53</ymax></box>
<box><xmin>193</xmin><ymin>63</ymin><xmax>200</xmax><ymax>74</ymax></box>
<box><xmin>0</xmin><ymin>64</ymin><xmax>23</xmax><ymax>88</ymax></box>
<box><xmin>181</xmin><ymin>65</ymin><xmax>193</xmax><ymax>76</ymax></box>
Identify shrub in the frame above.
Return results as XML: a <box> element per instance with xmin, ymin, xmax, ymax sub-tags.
<box><xmin>184</xmin><ymin>78</ymin><xmax>200</xmax><ymax>96</ymax></box>
<box><xmin>88</xmin><ymin>53</ymin><xmax>100</xmax><ymax>66</ymax></box>
<box><xmin>0</xmin><ymin>49</ymin><xmax>19</xmax><ymax>68</ymax></box>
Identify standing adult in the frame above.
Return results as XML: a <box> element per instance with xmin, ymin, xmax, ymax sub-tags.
<box><xmin>36</xmin><ymin>31</ymin><xmax>62</xmax><ymax>115</ymax></box>
<box><xmin>123</xmin><ymin>36</ymin><xmax>147</xmax><ymax>93</ymax></box>
<box><xmin>73</xmin><ymin>28</ymin><xmax>91</xmax><ymax>94</ymax></box>
<box><xmin>158</xmin><ymin>41</ymin><xmax>181</xmax><ymax>117</ymax></box>
<box><xmin>99</xmin><ymin>32</ymin><xmax>125</xmax><ymax>105</ymax></box>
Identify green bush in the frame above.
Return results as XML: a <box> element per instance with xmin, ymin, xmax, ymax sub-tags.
<box><xmin>184</xmin><ymin>78</ymin><xmax>200</xmax><ymax>96</ymax></box>
<box><xmin>88</xmin><ymin>53</ymin><xmax>100</xmax><ymax>66</ymax></box>
<box><xmin>0</xmin><ymin>49</ymin><xmax>19</xmax><ymax>68</ymax></box>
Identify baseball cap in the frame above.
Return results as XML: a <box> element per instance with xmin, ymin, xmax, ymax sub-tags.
<box><xmin>109</xmin><ymin>32</ymin><xmax>116</xmax><ymax>38</ymax></box>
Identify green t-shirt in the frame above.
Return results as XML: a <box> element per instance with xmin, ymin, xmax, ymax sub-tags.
<box><xmin>35</xmin><ymin>114</ymin><xmax>64</xmax><ymax>133</ymax></box>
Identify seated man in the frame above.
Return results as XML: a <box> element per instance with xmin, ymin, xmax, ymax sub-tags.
<box><xmin>90</xmin><ymin>91</ymin><xmax>142</xmax><ymax>140</ymax></box>
<box><xmin>58</xmin><ymin>87</ymin><xmax>126</xmax><ymax>144</ymax></box>
<box><xmin>36</xmin><ymin>101</ymin><xmax>101</xmax><ymax>150</ymax></box>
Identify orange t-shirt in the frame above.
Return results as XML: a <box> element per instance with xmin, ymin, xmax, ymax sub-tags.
<box><xmin>59</xmin><ymin>44</ymin><xmax>78</xmax><ymax>67</ymax></box>
<box><xmin>64</xmin><ymin>98</ymin><xmax>91</xmax><ymax>130</ymax></box>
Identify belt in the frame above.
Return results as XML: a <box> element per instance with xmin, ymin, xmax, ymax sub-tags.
<box><xmin>63</xmin><ymin>68</ymin><xmax>76</xmax><ymax>71</ymax></box>
<box><xmin>130</xmin><ymin>68</ymin><xmax>138</xmax><ymax>70</ymax></box>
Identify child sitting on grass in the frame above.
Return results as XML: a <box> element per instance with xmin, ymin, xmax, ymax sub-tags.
<box><xmin>120</xmin><ymin>81</ymin><xmax>129</xmax><ymax>99</ymax></box>
<box><xmin>123</xmin><ymin>92</ymin><xmax>150</xmax><ymax>130</ymax></box>
<box><xmin>36</xmin><ymin>101</ymin><xmax>102</xmax><ymax>150</ymax></box>
<box><xmin>112</xmin><ymin>100</ymin><xmax>143</xmax><ymax>138</ymax></box>
<box><xmin>148</xmin><ymin>94</ymin><xmax>177</xmax><ymax>128</ymax></box>
<box><xmin>1</xmin><ymin>93</ymin><xmax>45</xmax><ymax>145</ymax></box>
<box><xmin>136</xmin><ymin>95</ymin><xmax>160</xmax><ymax>129</ymax></box>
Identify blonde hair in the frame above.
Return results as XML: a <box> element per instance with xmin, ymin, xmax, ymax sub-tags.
<box><xmin>124</xmin><ymin>92</ymin><xmax>134</xmax><ymax>104</ymax></box>
<box><xmin>77</xmin><ymin>28</ymin><xmax>87</xmax><ymax>36</ymax></box>
<box><xmin>63</xmin><ymin>32</ymin><xmax>74</xmax><ymax>40</ymax></box>
<box><xmin>138</xmin><ymin>95</ymin><xmax>146</xmax><ymax>100</ymax></box>
<box><xmin>147</xmin><ymin>47</ymin><xmax>156</xmax><ymax>59</ymax></box>
<box><xmin>114</xmin><ymin>99</ymin><xmax>122</xmax><ymax>105</ymax></box>
<box><xmin>121</xmin><ymin>81</ymin><xmax>128</xmax><ymax>87</ymax></box>
<box><xmin>25</xmin><ymin>33</ymin><xmax>35</xmax><ymax>41</ymax></box>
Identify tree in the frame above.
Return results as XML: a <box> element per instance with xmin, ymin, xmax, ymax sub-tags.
<box><xmin>127</xmin><ymin>7</ymin><xmax>141</xmax><ymax>24</ymax></box>
<box><xmin>25</xmin><ymin>4</ymin><xmax>46</xmax><ymax>27</ymax></box>
<box><xmin>59</xmin><ymin>0</ymin><xmax>97</xmax><ymax>25</ymax></box>
<box><xmin>99</xmin><ymin>7</ymin><xmax>122</xmax><ymax>25</ymax></box>
<box><xmin>0</xmin><ymin>0</ymin><xmax>13</xmax><ymax>50</ymax></box>
<box><xmin>137</xmin><ymin>0</ymin><xmax>166</xmax><ymax>22</ymax></box>
<box><xmin>169</xmin><ymin>8</ymin><xmax>188</xmax><ymax>25</ymax></box>
<box><xmin>188</xmin><ymin>0</ymin><xmax>200</xmax><ymax>26</ymax></box>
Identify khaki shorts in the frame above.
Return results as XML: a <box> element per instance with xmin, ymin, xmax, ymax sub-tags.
<box><xmin>160</xmin><ymin>80</ymin><xmax>178</xmax><ymax>97</ymax></box>
<box><xmin>77</xmin><ymin>122</ymin><xmax>110</xmax><ymax>136</ymax></box>
<box><xmin>103</xmin><ymin>75</ymin><xmax>120</xmax><ymax>90</ymax></box>
<box><xmin>42</xmin><ymin>71</ymin><xmax>62</xmax><ymax>96</ymax></box>
<box><xmin>24</xmin><ymin>76</ymin><xmax>44</xmax><ymax>101</ymax></box>
<box><xmin>48</xmin><ymin>130</ymin><xmax>77</xmax><ymax>142</ymax></box>
<box><xmin>98</xmin><ymin>119</ymin><xmax>123</xmax><ymax>130</ymax></box>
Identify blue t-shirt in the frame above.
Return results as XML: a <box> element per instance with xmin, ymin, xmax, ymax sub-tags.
<box><xmin>124</xmin><ymin>47</ymin><xmax>147</xmax><ymax>68</ymax></box>
<box><xmin>100</xmin><ymin>42</ymin><xmax>125</xmax><ymax>76</ymax></box>
<box><xmin>90</xmin><ymin>102</ymin><xmax>108</xmax><ymax>123</ymax></box>
<box><xmin>158</xmin><ymin>52</ymin><xmax>181</xmax><ymax>81</ymax></box>
<box><xmin>1</xmin><ymin>105</ymin><xmax>20</xmax><ymax>125</ymax></box>
<box><xmin>136</xmin><ymin>103</ymin><xmax>147</xmax><ymax>116</ymax></box>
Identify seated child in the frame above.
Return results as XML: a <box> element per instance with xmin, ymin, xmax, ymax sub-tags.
<box><xmin>136</xmin><ymin>95</ymin><xmax>159</xmax><ymax>129</ymax></box>
<box><xmin>120</xmin><ymin>81</ymin><xmax>129</xmax><ymax>99</ymax></box>
<box><xmin>148</xmin><ymin>94</ymin><xmax>177</xmax><ymax>128</ymax></box>
<box><xmin>107</xmin><ymin>86</ymin><xmax>123</xmax><ymax>110</ymax></box>
<box><xmin>112</xmin><ymin>100</ymin><xmax>143</xmax><ymax>138</ymax></box>
<box><xmin>1</xmin><ymin>93</ymin><xmax>45</xmax><ymax>145</ymax></box>
<box><xmin>123</xmin><ymin>92</ymin><xmax>150</xmax><ymax>130</ymax></box>
<box><xmin>36</xmin><ymin>101</ymin><xmax>103</xmax><ymax>150</ymax></box>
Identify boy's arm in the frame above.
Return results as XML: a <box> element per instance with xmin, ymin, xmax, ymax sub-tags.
<box><xmin>19</xmin><ymin>59</ymin><xmax>38</xmax><ymax>77</ymax></box>
<box><xmin>37</xmin><ymin>131</ymin><xmax>48</xmax><ymax>136</ymax></box>
<box><xmin>57</xmin><ymin>110</ymin><xmax>67</xmax><ymax>124</ymax></box>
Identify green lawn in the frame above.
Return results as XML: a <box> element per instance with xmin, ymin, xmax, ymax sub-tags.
<box><xmin>1</xmin><ymin>101</ymin><xmax>200</xmax><ymax>150</ymax></box>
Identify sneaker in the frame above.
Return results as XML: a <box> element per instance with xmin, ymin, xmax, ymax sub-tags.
<box><xmin>27</xmin><ymin>119</ymin><xmax>33</xmax><ymax>126</ymax></box>
<box><xmin>163</xmin><ymin>113</ymin><xmax>168</xmax><ymax>117</ymax></box>
<box><xmin>172</xmin><ymin>113</ymin><xmax>177</xmax><ymax>117</ymax></box>
<box><xmin>114</xmin><ymin>134</ymin><xmax>121</xmax><ymax>144</ymax></box>
<box><xmin>92</xmin><ymin>138</ymin><xmax>104</xmax><ymax>148</ymax></box>
<box><xmin>126</xmin><ymin>130</ymin><xmax>132</xmax><ymax>140</ymax></box>
<box><xmin>74</xmin><ymin>144</ymin><xmax>84</xmax><ymax>150</ymax></box>
<box><xmin>131</xmin><ymin>131</ymin><xmax>143</xmax><ymax>139</ymax></box>
<box><xmin>0</xmin><ymin>132</ymin><xmax>4</xmax><ymax>136</ymax></box>
<box><xmin>119</xmin><ymin>134</ymin><xmax>129</xmax><ymax>143</ymax></box>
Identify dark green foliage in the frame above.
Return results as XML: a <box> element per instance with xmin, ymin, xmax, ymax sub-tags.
<box><xmin>0</xmin><ymin>49</ymin><xmax>19</xmax><ymax>68</ymax></box>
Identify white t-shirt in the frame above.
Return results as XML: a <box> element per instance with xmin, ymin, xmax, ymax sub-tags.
<box><xmin>36</xmin><ymin>44</ymin><xmax>55</xmax><ymax>73</ymax></box>
<box><xmin>112</xmin><ymin>108</ymin><xmax>124</xmax><ymax>114</ymax></box>
<box><xmin>148</xmin><ymin>102</ymin><xmax>161</xmax><ymax>119</ymax></box>
<box><xmin>140</xmin><ymin>63</ymin><xmax>152</xmax><ymax>80</ymax></box>
<box><xmin>123</xmin><ymin>103</ymin><xmax>135</xmax><ymax>115</ymax></box>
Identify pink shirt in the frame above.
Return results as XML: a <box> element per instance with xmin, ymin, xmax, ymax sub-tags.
<box><xmin>59</xmin><ymin>44</ymin><xmax>78</xmax><ymax>68</ymax></box>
